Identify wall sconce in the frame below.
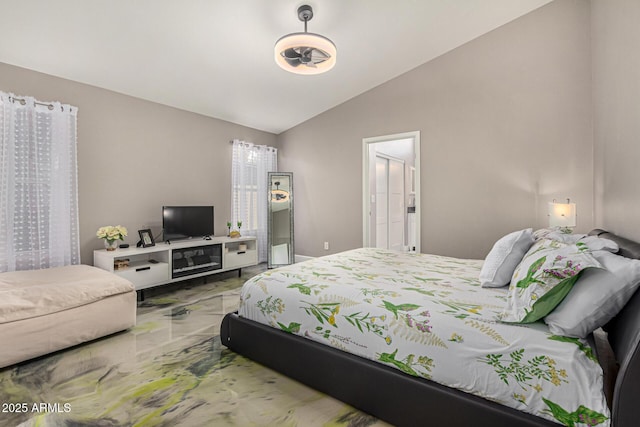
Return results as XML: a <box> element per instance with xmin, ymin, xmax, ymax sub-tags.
<box><xmin>548</xmin><ymin>198</ymin><xmax>577</xmax><ymax>228</ymax></box>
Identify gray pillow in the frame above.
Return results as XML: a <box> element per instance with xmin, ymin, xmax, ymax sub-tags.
<box><xmin>545</xmin><ymin>250</ymin><xmax>640</xmax><ymax>338</ymax></box>
<box><xmin>479</xmin><ymin>228</ymin><xmax>534</xmax><ymax>288</ymax></box>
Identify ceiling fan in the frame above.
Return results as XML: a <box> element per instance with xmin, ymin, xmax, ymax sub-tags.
<box><xmin>282</xmin><ymin>45</ymin><xmax>330</xmax><ymax>69</ymax></box>
<box><xmin>274</xmin><ymin>5</ymin><xmax>337</xmax><ymax>75</ymax></box>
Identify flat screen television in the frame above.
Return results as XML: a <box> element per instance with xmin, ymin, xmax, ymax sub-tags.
<box><xmin>162</xmin><ymin>206</ymin><xmax>214</xmax><ymax>242</ymax></box>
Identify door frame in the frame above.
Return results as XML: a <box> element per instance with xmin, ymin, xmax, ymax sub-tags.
<box><xmin>362</xmin><ymin>131</ymin><xmax>420</xmax><ymax>252</ymax></box>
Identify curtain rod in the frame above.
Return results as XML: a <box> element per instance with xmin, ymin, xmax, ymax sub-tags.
<box><xmin>229</xmin><ymin>140</ymin><xmax>277</xmax><ymax>150</ymax></box>
<box><xmin>8</xmin><ymin>96</ymin><xmax>68</xmax><ymax>112</ymax></box>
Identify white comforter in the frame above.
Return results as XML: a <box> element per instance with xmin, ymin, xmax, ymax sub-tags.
<box><xmin>239</xmin><ymin>248</ymin><xmax>610</xmax><ymax>426</ymax></box>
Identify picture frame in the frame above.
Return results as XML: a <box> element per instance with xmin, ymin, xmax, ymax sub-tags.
<box><xmin>138</xmin><ymin>229</ymin><xmax>155</xmax><ymax>248</ymax></box>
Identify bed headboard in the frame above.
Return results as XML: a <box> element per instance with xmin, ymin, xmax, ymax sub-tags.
<box><xmin>588</xmin><ymin>229</ymin><xmax>640</xmax><ymax>427</ymax></box>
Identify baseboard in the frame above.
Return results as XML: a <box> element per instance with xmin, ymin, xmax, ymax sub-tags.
<box><xmin>294</xmin><ymin>254</ymin><xmax>315</xmax><ymax>263</ymax></box>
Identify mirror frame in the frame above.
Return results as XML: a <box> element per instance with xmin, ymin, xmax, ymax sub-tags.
<box><xmin>267</xmin><ymin>172</ymin><xmax>294</xmax><ymax>268</ymax></box>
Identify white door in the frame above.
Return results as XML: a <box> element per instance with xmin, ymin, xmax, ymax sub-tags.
<box><xmin>388</xmin><ymin>158</ymin><xmax>405</xmax><ymax>251</ymax></box>
<box><xmin>375</xmin><ymin>156</ymin><xmax>405</xmax><ymax>250</ymax></box>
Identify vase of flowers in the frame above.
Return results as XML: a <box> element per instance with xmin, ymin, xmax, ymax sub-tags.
<box><xmin>226</xmin><ymin>221</ymin><xmax>232</xmax><ymax>237</ymax></box>
<box><xmin>97</xmin><ymin>225</ymin><xmax>128</xmax><ymax>251</ymax></box>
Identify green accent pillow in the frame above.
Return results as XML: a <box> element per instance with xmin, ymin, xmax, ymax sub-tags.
<box><xmin>499</xmin><ymin>239</ymin><xmax>601</xmax><ymax>323</ymax></box>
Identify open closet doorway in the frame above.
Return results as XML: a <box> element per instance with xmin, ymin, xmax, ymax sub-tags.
<box><xmin>363</xmin><ymin>131</ymin><xmax>420</xmax><ymax>252</ymax></box>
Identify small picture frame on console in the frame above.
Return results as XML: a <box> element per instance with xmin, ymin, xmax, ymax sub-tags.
<box><xmin>138</xmin><ymin>229</ymin><xmax>155</xmax><ymax>248</ymax></box>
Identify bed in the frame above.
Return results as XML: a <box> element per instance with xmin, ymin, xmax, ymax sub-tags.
<box><xmin>221</xmin><ymin>230</ymin><xmax>640</xmax><ymax>426</ymax></box>
<box><xmin>0</xmin><ymin>264</ymin><xmax>136</xmax><ymax>368</ymax></box>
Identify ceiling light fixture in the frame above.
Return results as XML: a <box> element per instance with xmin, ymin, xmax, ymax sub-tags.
<box><xmin>271</xmin><ymin>181</ymin><xmax>290</xmax><ymax>202</ymax></box>
<box><xmin>274</xmin><ymin>5</ymin><xmax>336</xmax><ymax>75</ymax></box>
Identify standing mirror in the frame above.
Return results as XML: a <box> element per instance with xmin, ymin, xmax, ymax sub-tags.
<box><xmin>268</xmin><ymin>172</ymin><xmax>294</xmax><ymax>268</ymax></box>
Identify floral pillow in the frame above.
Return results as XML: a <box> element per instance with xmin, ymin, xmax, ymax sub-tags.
<box><xmin>499</xmin><ymin>239</ymin><xmax>602</xmax><ymax>323</ymax></box>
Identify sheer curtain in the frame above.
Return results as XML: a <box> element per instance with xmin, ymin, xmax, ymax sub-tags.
<box><xmin>0</xmin><ymin>92</ymin><xmax>80</xmax><ymax>272</ymax></box>
<box><xmin>231</xmin><ymin>140</ymin><xmax>277</xmax><ymax>263</ymax></box>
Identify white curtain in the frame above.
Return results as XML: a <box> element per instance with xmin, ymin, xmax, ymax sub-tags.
<box><xmin>231</xmin><ymin>140</ymin><xmax>277</xmax><ymax>263</ymax></box>
<box><xmin>0</xmin><ymin>92</ymin><xmax>80</xmax><ymax>272</ymax></box>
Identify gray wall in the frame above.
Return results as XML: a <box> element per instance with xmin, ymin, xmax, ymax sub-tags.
<box><xmin>279</xmin><ymin>0</ymin><xmax>593</xmax><ymax>259</ymax></box>
<box><xmin>0</xmin><ymin>62</ymin><xmax>276</xmax><ymax>265</ymax></box>
<box><xmin>4</xmin><ymin>0</ymin><xmax>626</xmax><ymax>265</ymax></box>
<box><xmin>592</xmin><ymin>0</ymin><xmax>640</xmax><ymax>242</ymax></box>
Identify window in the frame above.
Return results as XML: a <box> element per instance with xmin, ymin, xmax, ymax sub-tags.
<box><xmin>231</xmin><ymin>140</ymin><xmax>277</xmax><ymax>262</ymax></box>
<box><xmin>0</xmin><ymin>92</ymin><xmax>80</xmax><ymax>272</ymax></box>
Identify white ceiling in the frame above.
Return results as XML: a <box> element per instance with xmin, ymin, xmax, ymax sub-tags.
<box><xmin>0</xmin><ymin>0</ymin><xmax>552</xmax><ymax>134</ymax></box>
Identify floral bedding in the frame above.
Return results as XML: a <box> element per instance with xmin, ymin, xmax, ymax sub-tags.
<box><xmin>238</xmin><ymin>248</ymin><xmax>610</xmax><ymax>426</ymax></box>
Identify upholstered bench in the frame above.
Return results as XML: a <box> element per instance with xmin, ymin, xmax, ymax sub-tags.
<box><xmin>0</xmin><ymin>265</ymin><xmax>136</xmax><ymax>368</ymax></box>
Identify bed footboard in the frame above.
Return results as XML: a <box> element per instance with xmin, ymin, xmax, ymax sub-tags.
<box><xmin>221</xmin><ymin>312</ymin><xmax>555</xmax><ymax>427</ymax></box>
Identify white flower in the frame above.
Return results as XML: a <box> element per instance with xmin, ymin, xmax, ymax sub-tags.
<box><xmin>96</xmin><ymin>225</ymin><xmax>128</xmax><ymax>241</ymax></box>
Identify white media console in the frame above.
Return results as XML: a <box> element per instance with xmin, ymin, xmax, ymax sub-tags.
<box><xmin>93</xmin><ymin>236</ymin><xmax>257</xmax><ymax>292</ymax></box>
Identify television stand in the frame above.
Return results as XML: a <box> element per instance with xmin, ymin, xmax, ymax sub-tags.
<box><xmin>93</xmin><ymin>236</ymin><xmax>257</xmax><ymax>292</ymax></box>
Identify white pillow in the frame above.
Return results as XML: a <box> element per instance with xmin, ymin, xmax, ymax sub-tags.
<box><xmin>544</xmin><ymin>232</ymin><xmax>619</xmax><ymax>253</ymax></box>
<box><xmin>545</xmin><ymin>251</ymin><xmax>640</xmax><ymax>338</ymax></box>
<box><xmin>479</xmin><ymin>229</ymin><xmax>534</xmax><ymax>288</ymax></box>
<box><xmin>544</xmin><ymin>231</ymin><xmax>585</xmax><ymax>244</ymax></box>
<box><xmin>579</xmin><ymin>235</ymin><xmax>619</xmax><ymax>252</ymax></box>
<box><xmin>533</xmin><ymin>228</ymin><xmax>554</xmax><ymax>240</ymax></box>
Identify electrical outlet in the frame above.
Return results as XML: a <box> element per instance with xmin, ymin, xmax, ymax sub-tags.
<box><xmin>324</xmin><ymin>242</ymin><xmax>329</xmax><ymax>250</ymax></box>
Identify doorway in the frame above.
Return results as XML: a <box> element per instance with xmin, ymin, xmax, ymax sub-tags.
<box><xmin>363</xmin><ymin>131</ymin><xmax>420</xmax><ymax>252</ymax></box>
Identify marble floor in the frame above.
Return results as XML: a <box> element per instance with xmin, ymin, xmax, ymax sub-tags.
<box><xmin>0</xmin><ymin>266</ymin><xmax>389</xmax><ymax>427</ymax></box>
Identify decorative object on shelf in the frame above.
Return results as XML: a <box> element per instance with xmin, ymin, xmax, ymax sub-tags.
<box><xmin>138</xmin><ymin>229</ymin><xmax>155</xmax><ymax>248</ymax></box>
<box><xmin>275</xmin><ymin>4</ymin><xmax>336</xmax><ymax>75</ymax></box>
<box><xmin>548</xmin><ymin>198</ymin><xmax>577</xmax><ymax>233</ymax></box>
<box><xmin>229</xmin><ymin>221</ymin><xmax>243</xmax><ymax>238</ymax></box>
<box><xmin>97</xmin><ymin>225</ymin><xmax>128</xmax><ymax>251</ymax></box>
<box><xmin>226</xmin><ymin>221</ymin><xmax>232</xmax><ymax>237</ymax></box>
<box><xmin>114</xmin><ymin>258</ymin><xmax>130</xmax><ymax>270</ymax></box>
<box><xmin>104</xmin><ymin>240</ymin><xmax>118</xmax><ymax>251</ymax></box>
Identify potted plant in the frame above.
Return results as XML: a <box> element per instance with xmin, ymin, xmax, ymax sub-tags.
<box><xmin>96</xmin><ymin>225</ymin><xmax>128</xmax><ymax>251</ymax></box>
<box><xmin>230</xmin><ymin>220</ymin><xmax>242</xmax><ymax>238</ymax></box>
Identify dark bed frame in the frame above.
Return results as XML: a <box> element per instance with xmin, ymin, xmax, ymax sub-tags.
<box><xmin>220</xmin><ymin>229</ymin><xmax>640</xmax><ymax>427</ymax></box>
